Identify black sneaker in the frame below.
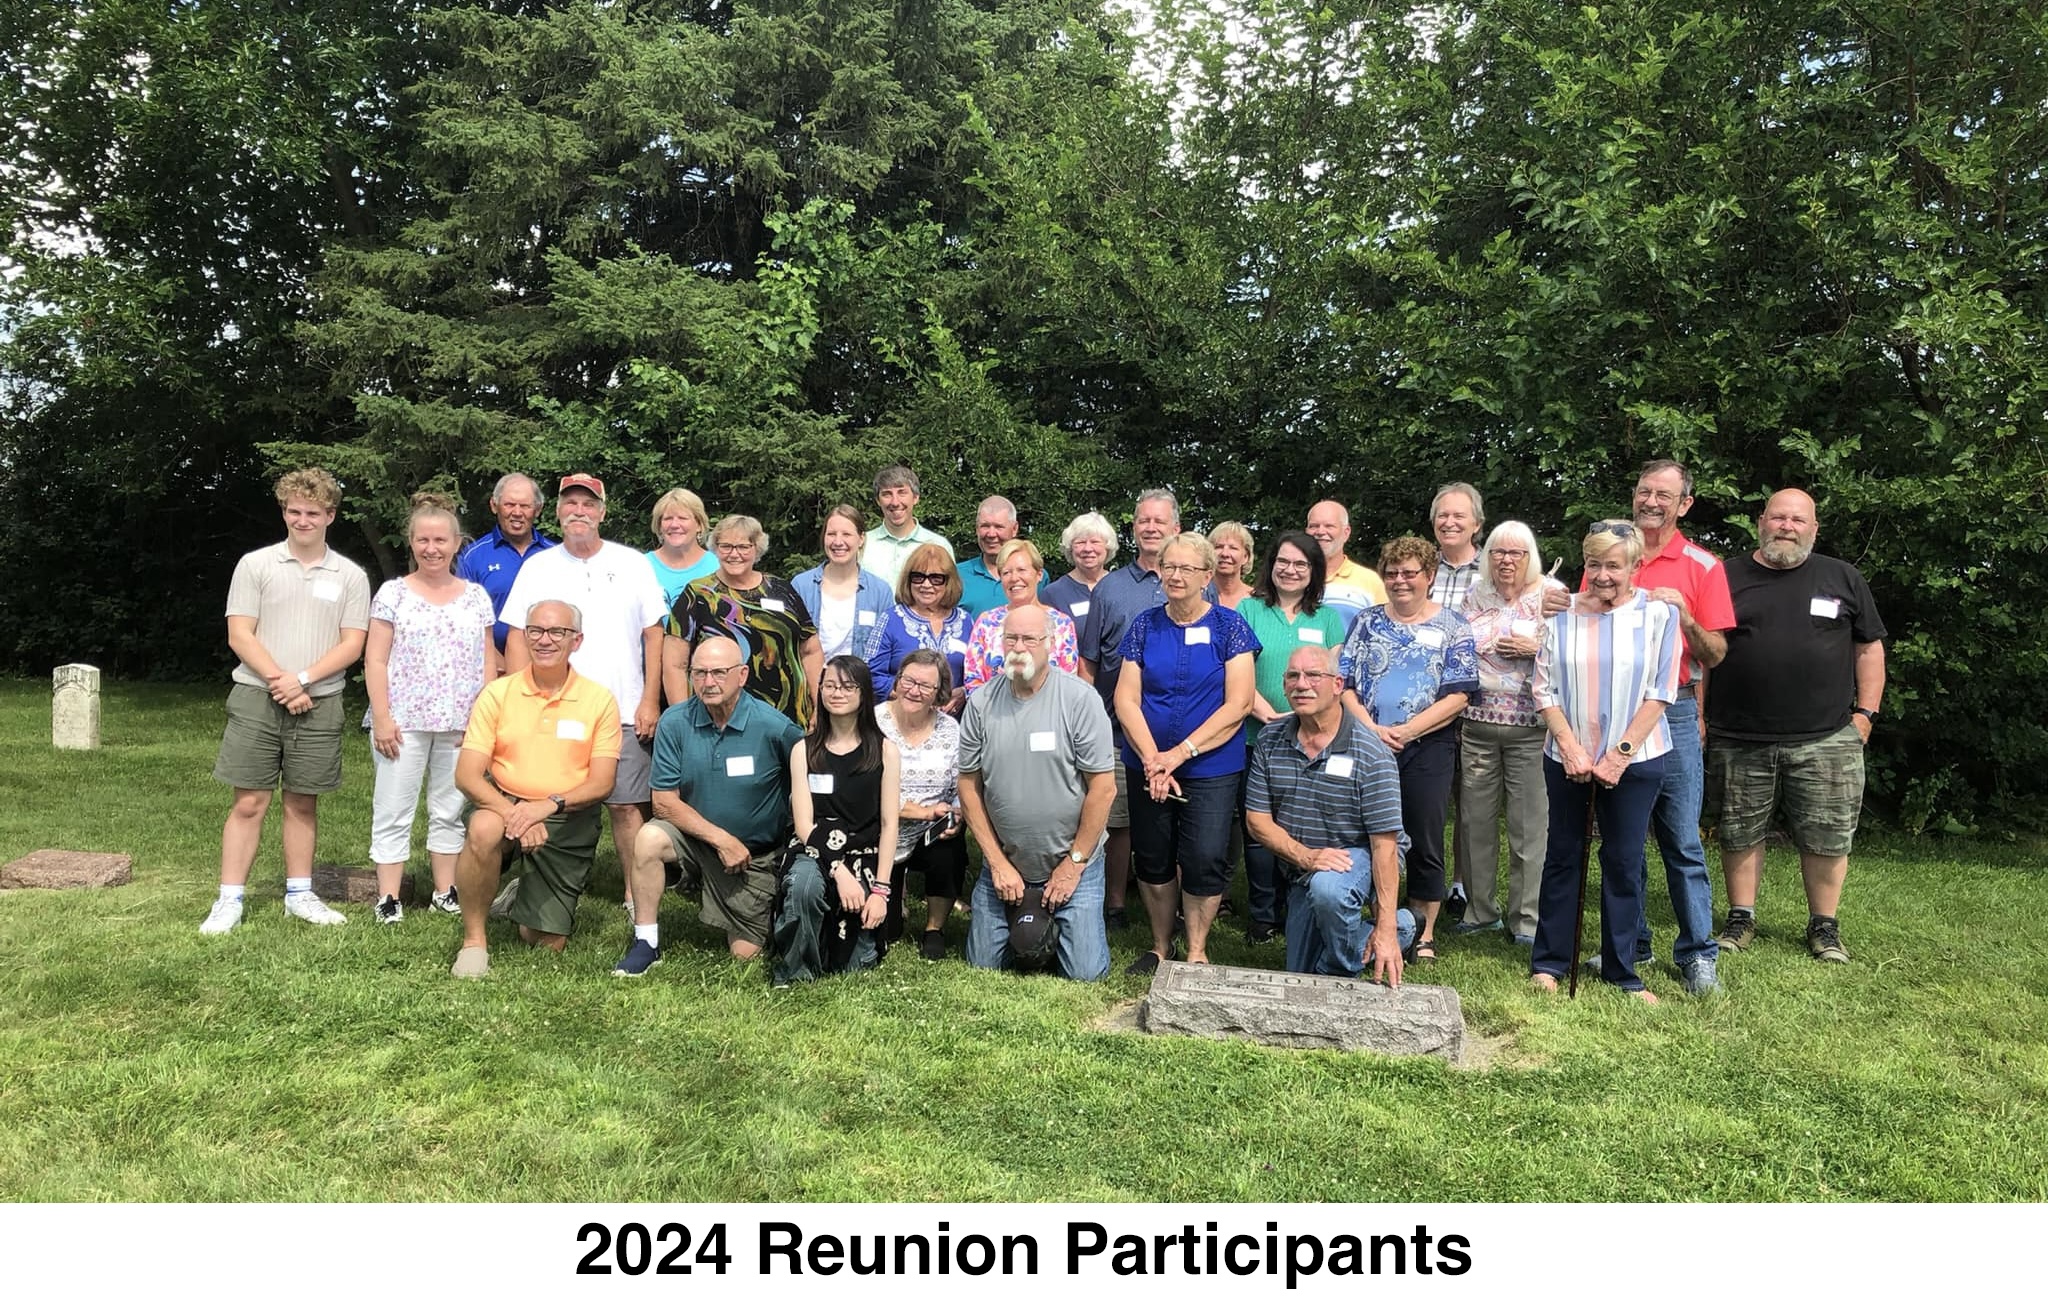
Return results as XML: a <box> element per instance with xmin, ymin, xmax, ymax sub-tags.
<box><xmin>1718</xmin><ymin>910</ymin><xmax>1758</xmax><ymax>952</ymax></box>
<box><xmin>1807</xmin><ymin>918</ymin><xmax>1850</xmax><ymax>963</ymax></box>
<box><xmin>1244</xmin><ymin>921</ymin><xmax>1279</xmax><ymax>946</ymax></box>
<box><xmin>374</xmin><ymin>895</ymin><xmax>403</xmax><ymax>925</ymax></box>
<box><xmin>919</xmin><ymin>930</ymin><xmax>947</xmax><ymax>963</ymax></box>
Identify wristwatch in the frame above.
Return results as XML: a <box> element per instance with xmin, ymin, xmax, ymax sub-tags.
<box><xmin>548</xmin><ymin>794</ymin><xmax>567</xmax><ymax>814</ymax></box>
<box><xmin>1853</xmin><ymin>706</ymin><xmax>1880</xmax><ymax>722</ymax></box>
<box><xmin>1068</xmin><ymin>849</ymin><xmax>1089</xmax><ymax>867</ymax></box>
<box><xmin>296</xmin><ymin>670</ymin><xmax>311</xmax><ymax>687</ymax></box>
<box><xmin>1614</xmin><ymin>739</ymin><xmax>1636</xmax><ymax>759</ymax></box>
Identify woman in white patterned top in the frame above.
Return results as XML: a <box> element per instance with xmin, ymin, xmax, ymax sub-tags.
<box><xmin>874</xmin><ymin>648</ymin><xmax>965</xmax><ymax>961</ymax></box>
<box><xmin>364</xmin><ymin>492</ymin><xmax>496</xmax><ymax>924</ymax></box>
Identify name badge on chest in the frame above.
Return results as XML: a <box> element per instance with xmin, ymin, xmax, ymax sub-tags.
<box><xmin>555</xmin><ymin>719</ymin><xmax>588</xmax><ymax>741</ymax></box>
<box><xmin>1184</xmin><ymin>626</ymin><xmax>1211</xmax><ymax>645</ymax></box>
<box><xmin>1070</xmin><ymin>600</ymin><xmax>1091</xmax><ymax>618</ymax></box>
<box><xmin>1810</xmin><ymin>596</ymin><xmax>1841</xmax><ymax>619</ymax></box>
<box><xmin>311</xmin><ymin>579</ymin><xmax>342</xmax><ymax>603</ymax></box>
<box><xmin>1028</xmin><ymin>731</ymin><xmax>1057</xmax><ymax>752</ymax></box>
<box><xmin>809</xmin><ymin>773</ymin><xmax>835</xmax><ymax>794</ymax></box>
<box><xmin>1326</xmin><ymin>754</ymin><xmax>1355</xmax><ymax>778</ymax></box>
<box><xmin>1300</xmin><ymin>629</ymin><xmax>1325</xmax><ymax>645</ymax></box>
<box><xmin>761</xmin><ymin>598</ymin><xmax>787</xmax><ymax>613</ymax></box>
<box><xmin>1414</xmin><ymin>626</ymin><xmax>1444</xmax><ymax>649</ymax></box>
<box><xmin>725</xmin><ymin>755</ymin><xmax>756</xmax><ymax>778</ymax></box>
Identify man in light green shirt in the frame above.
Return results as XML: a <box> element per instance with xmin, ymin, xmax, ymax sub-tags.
<box><xmin>861</xmin><ymin>464</ymin><xmax>953</xmax><ymax>587</ymax></box>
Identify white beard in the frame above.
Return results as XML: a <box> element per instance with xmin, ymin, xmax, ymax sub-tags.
<box><xmin>1004</xmin><ymin>651</ymin><xmax>1038</xmax><ymax>684</ymax></box>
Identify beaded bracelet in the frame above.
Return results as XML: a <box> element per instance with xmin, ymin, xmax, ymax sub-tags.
<box><xmin>867</xmin><ymin>882</ymin><xmax>893</xmax><ymax>898</ymax></box>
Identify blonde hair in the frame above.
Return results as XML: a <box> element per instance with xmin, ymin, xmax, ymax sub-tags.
<box><xmin>406</xmin><ymin>490</ymin><xmax>463</xmax><ymax>542</ymax></box>
<box><xmin>649</xmin><ymin>487</ymin><xmax>708</xmax><ymax>544</ymax></box>
<box><xmin>1208</xmin><ymin>521</ymin><xmax>1254</xmax><ymax>573</ymax></box>
<box><xmin>1582</xmin><ymin>522</ymin><xmax>1644</xmax><ymax>569</ymax></box>
<box><xmin>996</xmin><ymin>537</ymin><xmax>1044</xmax><ymax>576</ymax></box>
<box><xmin>274</xmin><ymin>468</ymin><xmax>341</xmax><ymax>510</ymax></box>
<box><xmin>1160</xmin><ymin>531</ymin><xmax>1216</xmax><ymax>572</ymax></box>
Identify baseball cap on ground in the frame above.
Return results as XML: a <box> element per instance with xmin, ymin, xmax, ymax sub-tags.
<box><xmin>1004</xmin><ymin>882</ymin><xmax>1061</xmax><ymax>971</ymax></box>
<box><xmin>559</xmin><ymin>473</ymin><xmax>606</xmax><ymax>500</ymax></box>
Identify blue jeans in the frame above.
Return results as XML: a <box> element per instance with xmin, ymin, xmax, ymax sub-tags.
<box><xmin>964</xmin><ymin>851</ymin><xmax>1111</xmax><ymax>981</ymax></box>
<box><xmin>1533</xmin><ymin>754</ymin><xmax>1666</xmax><ymax>990</ymax></box>
<box><xmin>1283</xmin><ymin>850</ymin><xmax>1419</xmax><ymax>977</ymax></box>
<box><xmin>771</xmin><ymin>853</ymin><xmax>879</xmax><ymax>986</ymax></box>
<box><xmin>1639</xmin><ymin>697</ymin><xmax>1719</xmax><ymax>968</ymax></box>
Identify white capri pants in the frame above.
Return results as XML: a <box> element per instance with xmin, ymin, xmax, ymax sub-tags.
<box><xmin>369</xmin><ymin>729</ymin><xmax>468</xmax><ymax>864</ymax></box>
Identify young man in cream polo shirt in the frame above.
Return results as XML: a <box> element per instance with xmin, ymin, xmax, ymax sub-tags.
<box><xmin>202</xmin><ymin>468</ymin><xmax>372</xmax><ymax>935</ymax></box>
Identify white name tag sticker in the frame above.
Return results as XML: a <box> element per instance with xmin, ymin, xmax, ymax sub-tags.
<box><xmin>1185</xmin><ymin>626</ymin><xmax>1212</xmax><ymax>645</ymax></box>
<box><xmin>1326</xmin><ymin>754</ymin><xmax>1355</xmax><ymax>778</ymax></box>
<box><xmin>1415</xmin><ymin>627</ymin><xmax>1444</xmax><ymax>648</ymax></box>
<box><xmin>808</xmin><ymin>773</ymin><xmax>835</xmax><ymax>794</ymax></box>
<box><xmin>1300</xmin><ymin>629</ymin><xmax>1325</xmax><ymax>645</ymax></box>
<box><xmin>947</xmin><ymin>639</ymin><xmax>969</xmax><ymax>655</ymax></box>
<box><xmin>1070</xmin><ymin>600</ymin><xmax>1091</xmax><ymax>618</ymax></box>
<box><xmin>725</xmin><ymin>755</ymin><xmax>756</xmax><ymax>778</ymax></box>
<box><xmin>554</xmin><ymin>719</ymin><xmax>588</xmax><ymax>741</ymax></box>
<box><xmin>1028</xmin><ymin>731</ymin><xmax>1057</xmax><ymax>753</ymax></box>
<box><xmin>761</xmin><ymin>597</ymin><xmax>787</xmax><ymax>613</ymax></box>
<box><xmin>311</xmin><ymin>579</ymin><xmax>342</xmax><ymax>603</ymax></box>
<box><xmin>858</xmin><ymin>610</ymin><xmax>876</xmax><ymax>625</ymax></box>
<box><xmin>1810</xmin><ymin>597</ymin><xmax>1841</xmax><ymax>619</ymax></box>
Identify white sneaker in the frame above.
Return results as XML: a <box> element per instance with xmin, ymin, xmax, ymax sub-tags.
<box><xmin>489</xmin><ymin>877</ymin><xmax>520</xmax><ymax>919</ymax></box>
<box><xmin>284</xmin><ymin>892</ymin><xmax>347</xmax><ymax>926</ymax></box>
<box><xmin>430</xmin><ymin>888</ymin><xmax>460</xmax><ymax>914</ymax></box>
<box><xmin>199</xmin><ymin>897</ymin><xmax>245</xmax><ymax>935</ymax></box>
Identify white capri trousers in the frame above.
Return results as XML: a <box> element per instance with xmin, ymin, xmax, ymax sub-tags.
<box><xmin>369</xmin><ymin>729</ymin><xmax>468</xmax><ymax>864</ymax></box>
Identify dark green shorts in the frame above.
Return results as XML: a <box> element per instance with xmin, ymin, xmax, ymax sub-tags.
<box><xmin>646</xmin><ymin>819</ymin><xmax>781</xmax><ymax>947</ymax></box>
<box><xmin>213</xmin><ymin>683</ymin><xmax>345</xmax><ymax>794</ymax></box>
<box><xmin>504</xmin><ymin>805</ymin><xmax>604</xmax><ymax>937</ymax></box>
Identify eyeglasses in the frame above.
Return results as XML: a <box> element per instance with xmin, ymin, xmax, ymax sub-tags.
<box><xmin>897</xmin><ymin>678</ymin><xmax>940</xmax><ymax>698</ymax></box>
<box><xmin>691</xmin><ymin>663</ymin><xmax>742</xmax><ymax>680</ymax></box>
<box><xmin>714</xmin><ymin>541</ymin><xmax>757</xmax><ymax>554</ymax></box>
<box><xmin>1384</xmin><ymin>567</ymin><xmax>1426</xmax><ymax>581</ymax></box>
<box><xmin>819</xmin><ymin>680</ymin><xmax>859</xmax><ymax>696</ymax></box>
<box><xmin>1002</xmin><ymin>633</ymin><xmax>1048</xmax><ymax>646</ymax></box>
<box><xmin>524</xmin><ymin>626</ymin><xmax>575</xmax><ymax>643</ymax></box>
<box><xmin>1159</xmin><ymin>563</ymin><xmax>1210</xmax><ymax>577</ymax></box>
<box><xmin>1282</xmin><ymin>671</ymin><xmax>1339</xmax><ymax>684</ymax></box>
<box><xmin>907</xmin><ymin>571</ymin><xmax>948</xmax><ymax>586</ymax></box>
<box><xmin>1488</xmin><ymin>549</ymin><xmax>1528</xmax><ymax>561</ymax></box>
<box><xmin>1590</xmin><ymin>520</ymin><xmax>1638</xmax><ymax>538</ymax></box>
<box><xmin>1271</xmin><ymin>558</ymin><xmax>1311</xmax><ymax>573</ymax></box>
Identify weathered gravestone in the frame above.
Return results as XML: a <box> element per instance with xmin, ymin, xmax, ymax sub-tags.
<box><xmin>311</xmin><ymin>863</ymin><xmax>411</xmax><ymax>905</ymax></box>
<box><xmin>0</xmin><ymin>850</ymin><xmax>134</xmax><ymax>891</ymax></box>
<box><xmin>53</xmin><ymin>663</ymin><xmax>100</xmax><ymax>750</ymax></box>
<box><xmin>1140</xmin><ymin>960</ymin><xmax>1465</xmax><ymax>1066</ymax></box>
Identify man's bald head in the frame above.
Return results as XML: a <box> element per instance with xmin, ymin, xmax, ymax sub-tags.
<box><xmin>1758</xmin><ymin>488</ymin><xmax>1818</xmax><ymax>569</ymax></box>
<box><xmin>690</xmin><ymin>635</ymin><xmax>749</xmax><ymax>707</ymax></box>
<box><xmin>1306</xmin><ymin>500</ymin><xmax>1352</xmax><ymax>563</ymax></box>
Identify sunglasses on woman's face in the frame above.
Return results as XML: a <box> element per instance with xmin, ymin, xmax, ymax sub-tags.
<box><xmin>907</xmin><ymin>571</ymin><xmax>948</xmax><ymax>586</ymax></box>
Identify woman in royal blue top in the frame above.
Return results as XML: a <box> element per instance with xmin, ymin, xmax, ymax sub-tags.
<box><xmin>1337</xmin><ymin>535</ymin><xmax>1479</xmax><ymax>963</ymax></box>
<box><xmin>1114</xmin><ymin>532</ymin><xmax>1260</xmax><ymax>974</ymax></box>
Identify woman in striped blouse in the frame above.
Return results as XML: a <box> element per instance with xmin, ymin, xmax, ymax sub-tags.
<box><xmin>1530</xmin><ymin>520</ymin><xmax>1682</xmax><ymax>1003</ymax></box>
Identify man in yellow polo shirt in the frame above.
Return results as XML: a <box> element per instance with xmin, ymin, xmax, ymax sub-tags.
<box><xmin>450</xmin><ymin>599</ymin><xmax>622</xmax><ymax>978</ymax></box>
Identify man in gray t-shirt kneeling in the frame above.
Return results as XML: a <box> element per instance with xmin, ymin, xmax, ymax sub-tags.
<box><xmin>958</xmin><ymin>606</ymin><xmax>1117</xmax><ymax>980</ymax></box>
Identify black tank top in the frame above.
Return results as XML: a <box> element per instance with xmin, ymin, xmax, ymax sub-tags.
<box><xmin>809</xmin><ymin>739</ymin><xmax>883</xmax><ymax>859</ymax></box>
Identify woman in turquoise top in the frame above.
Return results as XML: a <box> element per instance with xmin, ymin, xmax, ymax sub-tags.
<box><xmin>1233</xmin><ymin>530</ymin><xmax>1350</xmax><ymax>942</ymax></box>
<box><xmin>646</xmin><ymin>486</ymin><xmax>718</xmax><ymax>606</ymax></box>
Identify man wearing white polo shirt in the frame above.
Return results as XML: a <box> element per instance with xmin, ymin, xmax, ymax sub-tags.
<box><xmin>501</xmin><ymin>474</ymin><xmax>668</xmax><ymax>890</ymax></box>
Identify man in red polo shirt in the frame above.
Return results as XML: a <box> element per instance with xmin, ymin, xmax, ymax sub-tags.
<box><xmin>1549</xmin><ymin>458</ymin><xmax>1734</xmax><ymax>995</ymax></box>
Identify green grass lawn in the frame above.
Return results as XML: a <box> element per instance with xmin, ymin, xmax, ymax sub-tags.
<box><xmin>1</xmin><ymin>678</ymin><xmax>2043</xmax><ymax>1202</ymax></box>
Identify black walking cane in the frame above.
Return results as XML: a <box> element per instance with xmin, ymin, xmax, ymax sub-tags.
<box><xmin>1567</xmin><ymin>781</ymin><xmax>1597</xmax><ymax>999</ymax></box>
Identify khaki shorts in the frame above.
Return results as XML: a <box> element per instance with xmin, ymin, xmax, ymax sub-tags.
<box><xmin>214</xmin><ymin>683</ymin><xmax>345</xmax><ymax>794</ymax></box>
<box><xmin>1705</xmin><ymin>726</ymin><xmax>1865</xmax><ymax>857</ymax></box>
<box><xmin>1108</xmin><ymin>761</ymin><xmax>1131</xmax><ymax>829</ymax></box>
<box><xmin>501</xmin><ymin>804</ymin><xmax>604</xmax><ymax>937</ymax></box>
<box><xmin>646</xmin><ymin>819</ymin><xmax>783</xmax><ymax>947</ymax></box>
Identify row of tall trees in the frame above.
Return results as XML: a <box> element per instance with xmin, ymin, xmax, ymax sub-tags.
<box><xmin>5</xmin><ymin>1</ymin><xmax>2044</xmax><ymax>828</ymax></box>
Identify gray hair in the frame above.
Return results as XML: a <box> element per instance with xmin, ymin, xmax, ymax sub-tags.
<box><xmin>712</xmin><ymin>513</ymin><xmax>771</xmax><ymax>556</ymax></box>
<box><xmin>1639</xmin><ymin>459</ymin><xmax>1694</xmax><ymax>499</ymax></box>
<box><xmin>528</xmin><ymin>599</ymin><xmax>583</xmax><ymax>632</ymax></box>
<box><xmin>1060</xmin><ymin>511</ymin><xmax>1118</xmax><ymax>566</ymax></box>
<box><xmin>978</xmin><ymin>495</ymin><xmax>1019</xmax><ymax>524</ymax></box>
<box><xmin>1135</xmin><ymin>488</ymin><xmax>1181</xmax><ymax>525</ymax></box>
<box><xmin>1432</xmin><ymin>481</ymin><xmax>1485</xmax><ymax>530</ymax></box>
<box><xmin>491</xmin><ymin>473</ymin><xmax>544</xmax><ymax>508</ymax></box>
<box><xmin>1469</xmin><ymin>521</ymin><xmax>1544</xmax><ymax>606</ymax></box>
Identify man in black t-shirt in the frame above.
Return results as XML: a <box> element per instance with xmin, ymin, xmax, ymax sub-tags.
<box><xmin>1703</xmin><ymin>489</ymin><xmax>1887</xmax><ymax>964</ymax></box>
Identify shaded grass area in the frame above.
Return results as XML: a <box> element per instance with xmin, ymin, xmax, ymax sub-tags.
<box><xmin>1</xmin><ymin>679</ymin><xmax>2044</xmax><ymax>1201</ymax></box>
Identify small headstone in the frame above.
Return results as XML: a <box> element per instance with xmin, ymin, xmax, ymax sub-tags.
<box><xmin>1140</xmin><ymin>960</ymin><xmax>1466</xmax><ymax>1066</ymax></box>
<box><xmin>311</xmin><ymin>863</ymin><xmax>412</xmax><ymax>905</ymax></box>
<box><xmin>52</xmin><ymin>663</ymin><xmax>101</xmax><ymax>750</ymax></box>
<box><xmin>0</xmin><ymin>850</ymin><xmax>133</xmax><ymax>891</ymax></box>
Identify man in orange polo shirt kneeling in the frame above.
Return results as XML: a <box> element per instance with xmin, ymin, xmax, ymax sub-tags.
<box><xmin>450</xmin><ymin>599</ymin><xmax>622</xmax><ymax>978</ymax></box>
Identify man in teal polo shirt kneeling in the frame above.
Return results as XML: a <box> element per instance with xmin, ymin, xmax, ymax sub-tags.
<box><xmin>614</xmin><ymin>636</ymin><xmax>804</xmax><ymax>974</ymax></box>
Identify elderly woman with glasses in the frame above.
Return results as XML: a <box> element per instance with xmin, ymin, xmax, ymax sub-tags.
<box><xmin>663</xmin><ymin>514</ymin><xmax>823</xmax><ymax>727</ymax></box>
<box><xmin>867</xmin><ymin>543</ymin><xmax>972</xmax><ymax>713</ymax></box>
<box><xmin>962</xmin><ymin>538</ymin><xmax>1079</xmax><ymax>694</ymax></box>
<box><xmin>1043</xmin><ymin>511</ymin><xmax>1116</xmax><ymax>627</ymax></box>
<box><xmin>1453</xmin><ymin>521</ymin><xmax>1561</xmax><ymax>945</ymax></box>
<box><xmin>1336</xmin><ymin>536</ymin><xmax>1479</xmax><ymax>963</ymax></box>
<box><xmin>1114</xmin><ymin>532</ymin><xmax>1261</xmax><ymax>973</ymax></box>
<box><xmin>1529</xmin><ymin>520</ymin><xmax>1681</xmax><ymax>1003</ymax></box>
<box><xmin>876</xmin><ymin>648</ymin><xmax>966</xmax><ymax>961</ymax></box>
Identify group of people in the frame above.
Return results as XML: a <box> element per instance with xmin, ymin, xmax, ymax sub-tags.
<box><xmin>207</xmin><ymin>458</ymin><xmax>1887</xmax><ymax>1004</ymax></box>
